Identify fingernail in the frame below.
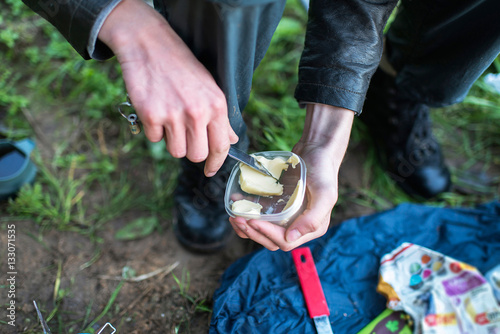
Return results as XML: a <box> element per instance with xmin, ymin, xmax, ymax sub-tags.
<box><xmin>287</xmin><ymin>229</ymin><xmax>301</xmax><ymax>242</ymax></box>
<box><xmin>205</xmin><ymin>171</ymin><xmax>216</xmax><ymax>177</ymax></box>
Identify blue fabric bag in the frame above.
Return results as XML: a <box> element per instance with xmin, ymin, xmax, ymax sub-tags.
<box><xmin>209</xmin><ymin>201</ymin><xmax>500</xmax><ymax>333</ymax></box>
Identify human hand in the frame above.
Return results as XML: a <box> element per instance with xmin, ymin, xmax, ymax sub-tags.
<box><xmin>229</xmin><ymin>104</ymin><xmax>354</xmax><ymax>251</ymax></box>
<box><xmin>99</xmin><ymin>0</ymin><xmax>238</xmax><ymax>176</ymax></box>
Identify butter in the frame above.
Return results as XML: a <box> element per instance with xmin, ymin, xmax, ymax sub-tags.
<box><xmin>255</xmin><ymin>156</ymin><xmax>289</xmax><ymax>179</ymax></box>
<box><xmin>231</xmin><ymin>199</ymin><xmax>262</xmax><ymax>215</ymax></box>
<box><xmin>283</xmin><ymin>180</ymin><xmax>302</xmax><ymax>212</ymax></box>
<box><xmin>286</xmin><ymin>154</ymin><xmax>300</xmax><ymax>168</ymax></box>
<box><xmin>238</xmin><ymin>156</ymin><xmax>289</xmax><ymax>196</ymax></box>
<box><xmin>230</xmin><ymin>153</ymin><xmax>306</xmax><ymax>225</ymax></box>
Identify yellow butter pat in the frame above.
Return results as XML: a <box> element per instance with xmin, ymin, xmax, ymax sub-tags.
<box><xmin>286</xmin><ymin>154</ymin><xmax>300</xmax><ymax>168</ymax></box>
<box><xmin>283</xmin><ymin>180</ymin><xmax>303</xmax><ymax>212</ymax></box>
<box><xmin>239</xmin><ymin>156</ymin><xmax>289</xmax><ymax>196</ymax></box>
<box><xmin>231</xmin><ymin>199</ymin><xmax>263</xmax><ymax>215</ymax></box>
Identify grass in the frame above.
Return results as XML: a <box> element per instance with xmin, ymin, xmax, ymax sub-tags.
<box><xmin>172</xmin><ymin>268</ymin><xmax>213</xmax><ymax>333</ymax></box>
<box><xmin>0</xmin><ymin>2</ymin><xmax>178</xmax><ymax>331</ymax></box>
<box><xmin>0</xmin><ymin>0</ymin><xmax>499</xmax><ymax>332</ymax></box>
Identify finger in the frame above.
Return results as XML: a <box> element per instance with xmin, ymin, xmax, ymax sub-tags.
<box><xmin>135</xmin><ymin>103</ymin><xmax>165</xmax><ymax>142</ymax></box>
<box><xmin>285</xmin><ymin>188</ymin><xmax>335</xmax><ymax>243</ymax></box>
<box><xmin>246</xmin><ymin>219</ymin><xmax>307</xmax><ymax>251</ymax></box>
<box><xmin>164</xmin><ymin>117</ymin><xmax>187</xmax><ymax>158</ymax></box>
<box><xmin>228</xmin><ymin>124</ymin><xmax>239</xmax><ymax>145</ymax></box>
<box><xmin>233</xmin><ymin>217</ymin><xmax>280</xmax><ymax>251</ymax></box>
<box><xmin>204</xmin><ymin>122</ymin><xmax>231</xmax><ymax>177</ymax></box>
<box><xmin>229</xmin><ymin>218</ymin><xmax>249</xmax><ymax>239</ymax></box>
<box><xmin>287</xmin><ymin>211</ymin><xmax>330</xmax><ymax>248</ymax></box>
<box><xmin>142</xmin><ymin>123</ymin><xmax>165</xmax><ymax>143</ymax></box>
<box><xmin>185</xmin><ymin>120</ymin><xmax>209</xmax><ymax>163</ymax></box>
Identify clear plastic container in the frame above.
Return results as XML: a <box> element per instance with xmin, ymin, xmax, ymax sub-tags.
<box><xmin>224</xmin><ymin>151</ymin><xmax>307</xmax><ymax>226</ymax></box>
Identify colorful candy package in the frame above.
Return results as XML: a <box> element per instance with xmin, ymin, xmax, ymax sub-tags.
<box><xmin>357</xmin><ymin>309</ymin><xmax>413</xmax><ymax>334</ymax></box>
<box><xmin>377</xmin><ymin>243</ymin><xmax>500</xmax><ymax>334</ymax></box>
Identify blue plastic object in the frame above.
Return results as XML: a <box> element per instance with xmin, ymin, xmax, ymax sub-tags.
<box><xmin>209</xmin><ymin>201</ymin><xmax>500</xmax><ymax>334</ymax></box>
<box><xmin>0</xmin><ymin>138</ymin><xmax>37</xmax><ymax>200</ymax></box>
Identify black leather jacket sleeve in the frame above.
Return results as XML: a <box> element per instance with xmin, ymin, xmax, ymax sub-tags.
<box><xmin>294</xmin><ymin>0</ymin><xmax>398</xmax><ymax>114</ymax></box>
<box><xmin>21</xmin><ymin>0</ymin><xmax>118</xmax><ymax>59</ymax></box>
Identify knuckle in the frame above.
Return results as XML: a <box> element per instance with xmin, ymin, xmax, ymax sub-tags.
<box><xmin>328</xmin><ymin>189</ymin><xmax>339</xmax><ymax>204</ymax></box>
<box><xmin>317</xmin><ymin>223</ymin><xmax>329</xmax><ymax>237</ymax></box>
<box><xmin>305</xmin><ymin>219</ymin><xmax>322</xmax><ymax>234</ymax></box>
<box><xmin>138</xmin><ymin>107</ymin><xmax>157</xmax><ymax>125</ymax></box>
<box><xmin>212</xmin><ymin>143</ymin><xmax>230</xmax><ymax>155</ymax></box>
<box><xmin>211</xmin><ymin>96</ymin><xmax>227</xmax><ymax>112</ymax></box>
<box><xmin>164</xmin><ymin>109</ymin><xmax>181</xmax><ymax>124</ymax></box>
<box><xmin>143</xmin><ymin>109</ymin><xmax>174</xmax><ymax>127</ymax></box>
<box><xmin>198</xmin><ymin>92</ymin><xmax>225</xmax><ymax>115</ymax></box>
<box><xmin>185</xmin><ymin>104</ymin><xmax>205</xmax><ymax>122</ymax></box>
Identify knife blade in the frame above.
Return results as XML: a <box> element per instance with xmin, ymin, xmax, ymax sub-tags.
<box><xmin>292</xmin><ymin>247</ymin><xmax>334</xmax><ymax>334</ymax></box>
<box><xmin>227</xmin><ymin>146</ymin><xmax>277</xmax><ymax>180</ymax></box>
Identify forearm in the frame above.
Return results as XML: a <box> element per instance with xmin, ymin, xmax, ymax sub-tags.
<box><xmin>297</xmin><ymin>104</ymin><xmax>354</xmax><ymax>169</ymax></box>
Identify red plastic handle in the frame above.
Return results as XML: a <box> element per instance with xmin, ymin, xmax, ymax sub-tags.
<box><xmin>292</xmin><ymin>247</ymin><xmax>330</xmax><ymax>318</ymax></box>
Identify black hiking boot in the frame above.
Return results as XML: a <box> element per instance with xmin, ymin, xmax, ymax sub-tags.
<box><xmin>359</xmin><ymin>68</ymin><xmax>451</xmax><ymax>199</ymax></box>
<box><xmin>173</xmin><ymin>156</ymin><xmax>237</xmax><ymax>253</ymax></box>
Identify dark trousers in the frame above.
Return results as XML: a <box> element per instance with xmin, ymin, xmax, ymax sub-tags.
<box><xmin>156</xmin><ymin>0</ymin><xmax>499</xmax><ymax>147</ymax></box>
<box><xmin>155</xmin><ymin>0</ymin><xmax>287</xmax><ymax>201</ymax></box>
<box><xmin>387</xmin><ymin>0</ymin><xmax>500</xmax><ymax>107</ymax></box>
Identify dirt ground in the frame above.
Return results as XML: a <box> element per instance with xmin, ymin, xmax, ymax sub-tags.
<box><xmin>0</xmin><ymin>115</ymin><xmax>379</xmax><ymax>334</ymax></box>
<box><xmin>1</xmin><ymin>98</ymin><xmax>498</xmax><ymax>333</ymax></box>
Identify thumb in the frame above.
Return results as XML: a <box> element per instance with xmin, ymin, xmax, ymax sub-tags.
<box><xmin>229</xmin><ymin>127</ymin><xmax>239</xmax><ymax>145</ymax></box>
<box><xmin>285</xmin><ymin>210</ymin><xmax>327</xmax><ymax>243</ymax></box>
<box><xmin>285</xmin><ymin>192</ymin><xmax>334</xmax><ymax>243</ymax></box>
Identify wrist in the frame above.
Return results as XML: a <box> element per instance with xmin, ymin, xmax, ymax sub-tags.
<box><xmin>299</xmin><ymin>104</ymin><xmax>354</xmax><ymax>149</ymax></box>
<box><xmin>98</xmin><ymin>0</ymin><xmax>171</xmax><ymax>56</ymax></box>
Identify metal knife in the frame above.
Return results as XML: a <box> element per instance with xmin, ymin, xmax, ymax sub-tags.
<box><xmin>228</xmin><ymin>146</ymin><xmax>277</xmax><ymax>180</ymax></box>
<box><xmin>292</xmin><ymin>247</ymin><xmax>334</xmax><ymax>334</ymax></box>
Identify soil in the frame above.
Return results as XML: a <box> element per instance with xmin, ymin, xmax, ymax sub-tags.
<box><xmin>0</xmin><ymin>107</ymin><xmax>378</xmax><ymax>333</ymax></box>
<box><xmin>1</xmin><ymin>100</ymin><xmax>498</xmax><ymax>334</ymax></box>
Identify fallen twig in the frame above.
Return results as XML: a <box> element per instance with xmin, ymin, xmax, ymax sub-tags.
<box><xmin>112</xmin><ymin>284</ymin><xmax>154</xmax><ymax>324</ymax></box>
<box><xmin>98</xmin><ymin>262</ymin><xmax>179</xmax><ymax>282</ymax></box>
